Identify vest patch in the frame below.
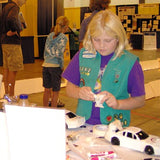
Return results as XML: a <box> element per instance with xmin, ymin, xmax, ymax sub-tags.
<box><xmin>80</xmin><ymin>66</ymin><xmax>91</xmax><ymax>76</ymax></box>
<box><xmin>82</xmin><ymin>50</ymin><xmax>96</xmax><ymax>58</ymax></box>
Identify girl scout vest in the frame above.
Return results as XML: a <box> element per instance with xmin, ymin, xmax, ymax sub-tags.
<box><xmin>77</xmin><ymin>48</ymin><xmax>138</xmax><ymax>126</ymax></box>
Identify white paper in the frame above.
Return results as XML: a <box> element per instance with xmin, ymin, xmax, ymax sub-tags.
<box><xmin>4</xmin><ymin>105</ymin><xmax>66</xmax><ymax>160</ymax></box>
<box><xmin>0</xmin><ymin>112</ymin><xmax>10</xmax><ymax>160</ymax></box>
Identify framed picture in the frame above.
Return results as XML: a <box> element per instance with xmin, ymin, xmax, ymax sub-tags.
<box><xmin>0</xmin><ymin>0</ymin><xmax>8</xmax><ymax>3</ymax></box>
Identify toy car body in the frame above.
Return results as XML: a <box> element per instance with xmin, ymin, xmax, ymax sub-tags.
<box><xmin>104</xmin><ymin>120</ymin><xmax>160</xmax><ymax>155</ymax></box>
<box><xmin>65</xmin><ymin>110</ymin><xmax>85</xmax><ymax>129</ymax></box>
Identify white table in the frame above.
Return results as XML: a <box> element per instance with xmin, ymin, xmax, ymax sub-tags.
<box><xmin>0</xmin><ymin>112</ymin><xmax>10</xmax><ymax>160</ymax></box>
<box><xmin>0</xmin><ymin>111</ymin><xmax>160</xmax><ymax>160</ymax></box>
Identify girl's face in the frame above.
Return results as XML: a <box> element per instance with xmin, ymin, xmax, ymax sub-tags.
<box><xmin>62</xmin><ymin>25</ymin><xmax>69</xmax><ymax>33</ymax></box>
<box><xmin>92</xmin><ymin>31</ymin><xmax>118</xmax><ymax>56</ymax></box>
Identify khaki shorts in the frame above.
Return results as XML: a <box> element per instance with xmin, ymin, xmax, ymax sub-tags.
<box><xmin>2</xmin><ymin>44</ymin><xmax>24</xmax><ymax>71</ymax></box>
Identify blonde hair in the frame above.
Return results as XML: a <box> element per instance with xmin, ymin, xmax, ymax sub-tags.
<box><xmin>54</xmin><ymin>16</ymin><xmax>69</xmax><ymax>36</ymax></box>
<box><xmin>83</xmin><ymin>10</ymin><xmax>129</xmax><ymax>59</ymax></box>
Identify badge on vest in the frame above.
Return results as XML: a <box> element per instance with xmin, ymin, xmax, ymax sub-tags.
<box><xmin>82</xmin><ymin>50</ymin><xmax>96</xmax><ymax>58</ymax></box>
<box><xmin>114</xmin><ymin>70</ymin><xmax>121</xmax><ymax>83</ymax></box>
<box><xmin>80</xmin><ymin>66</ymin><xmax>91</xmax><ymax>76</ymax></box>
<box><xmin>80</xmin><ymin>78</ymin><xmax>85</xmax><ymax>86</ymax></box>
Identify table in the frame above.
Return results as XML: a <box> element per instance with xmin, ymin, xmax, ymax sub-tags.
<box><xmin>0</xmin><ymin>111</ymin><xmax>160</xmax><ymax>160</ymax></box>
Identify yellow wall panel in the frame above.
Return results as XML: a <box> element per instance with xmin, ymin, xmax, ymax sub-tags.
<box><xmin>64</xmin><ymin>8</ymin><xmax>81</xmax><ymax>29</ymax></box>
<box><xmin>64</xmin><ymin>34</ymin><xmax>70</xmax><ymax>61</ymax></box>
<box><xmin>138</xmin><ymin>4</ymin><xmax>159</xmax><ymax>15</ymax></box>
<box><xmin>108</xmin><ymin>6</ymin><xmax>116</xmax><ymax>14</ymax></box>
<box><xmin>64</xmin><ymin>7</ymin><xmax>116</xmax><ymax>30</ymax></box>
<box><xmin>20</xmin><ymin>0</ymin><xmax>37</xmax><ymax>36</ymax></box>
<box><xmin>20</xmin><ymin>0</ymin><xmax>39</xmax><ymax>57</ymax></box>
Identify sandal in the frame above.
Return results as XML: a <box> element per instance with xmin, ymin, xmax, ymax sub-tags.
<box><xmin>48</xmin><ymin>99</ymin><xmax>65</xmax><ymax>107</ymax></box>
<box><xmin>57</xmin><ymin>99</ymin><xmax>65</xmax><ymax>107</ymax></box>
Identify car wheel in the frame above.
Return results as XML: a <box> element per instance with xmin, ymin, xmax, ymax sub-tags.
<box><xmin>144</xmin><ymin>145</ymin><xmax>154</xmax><ymax>155</ymax></box>
<box><xmin>111</xmin><ymin>137</ymin><xmax>120</xmax><ymax>145</ymax></box>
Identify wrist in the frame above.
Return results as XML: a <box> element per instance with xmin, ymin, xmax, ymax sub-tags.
<box><xmin>117</xmin><ymin>100</ymin><xmax>121</xmax><ymax>109</ymax></box>
<box><xmin>77</xmin><ymin>87</ymin><xmax>81</xmax><ymax>99</ymax></box>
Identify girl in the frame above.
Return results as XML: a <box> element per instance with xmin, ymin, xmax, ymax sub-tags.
<box><xmin>42</xmin><ymin>16</ymin><xmax>69</xmax><ymax>108</ymax></box>
<box><xmin>62</xmin><ymin>10</ymin><xmax>145</xmax><ymax>126</ymax></box>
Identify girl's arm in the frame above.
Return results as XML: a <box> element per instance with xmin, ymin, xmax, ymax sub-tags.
<box><xmin>100</xmin><ymin>91</ymin><xmax>145</xmax><ymax>110</ymax></box>
<box><xmin>117</xmin><ymin>95</ymin><xmax>145</xmax><ymax>110</ymax></box>
<box><xmin>66</xmin><ymin>81</ymin><xmax>94</xmax><ymax>101</ymax></box>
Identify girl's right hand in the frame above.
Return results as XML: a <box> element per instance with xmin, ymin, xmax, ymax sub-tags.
<box><xmin>100</xmin><ymin>91</ymin><xmax>119</xmax><ymax>109</ymax></box>
<box><xmin>79</xmin><ymin>86</ymin><xmax>95</xmax><ymax>101</ymax></box>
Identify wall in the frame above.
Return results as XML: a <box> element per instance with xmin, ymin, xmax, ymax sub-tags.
<box><xmin>64</xmin><ymin>3</ymin><xmax>160</xmax><ymax>30</ymax></box>
<box><xmin>64</xmin><ymin>8</ymin><xmax>81</xmax><ymax>29</ymax></box>
<box><xmin>20</xmin><ymin>0</ymin><xmax>38</xmax><ymax>57</ymax></box>
<box><xmin>2</xmin><ymin>2</ymin><xmax>159</xmax><ymax>58</ymax></box>
<box><xmin>20</xmin><ymin>0</ymin><xmax>64</xmax><ymax>58</ymax></box>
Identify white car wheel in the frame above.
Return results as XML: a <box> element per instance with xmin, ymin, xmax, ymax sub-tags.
<box><xmin>111</xmin><ymin>137</ymin><xmax>120</xmax><ymax>145</ymax></box>
<box><xmin>144</xmin><ymin>145</ymin><xmax>154</xmax><ymax>155</ymax></box>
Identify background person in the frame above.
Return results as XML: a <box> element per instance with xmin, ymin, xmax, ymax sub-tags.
<box><xmin>42</xmin><ymin>16</ymin><xmax>69</xmax><ymax>108</ymax></box>
<box><xmin>62</xmin><ymin>10</ymin><xmax>145</xmax><ymax>127</ymax></box>
<box><xmin>79</xmin><ymin>0</ymin><xmax>111</xmax><ymax>49</ymax></box>
<box><xmin>1</xmin><ymin>0</ymin><xmax>27</xmax><ymax>97</ymax></box>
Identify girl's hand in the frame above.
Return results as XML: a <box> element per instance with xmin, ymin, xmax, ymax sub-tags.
<box><xmin>79</xmin><ymin>86</ymin><xmax>95</xmax><ymax>101</ymax></box>
<box><xmin>100</xmin><ymin>91</ymin><xmax>119</xmax><ymax>109</ymax></box>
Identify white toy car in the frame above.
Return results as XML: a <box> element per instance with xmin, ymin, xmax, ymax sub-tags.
<box><xmin>65</xmin><ymin>110</ymin><xmax>85</xmax><ymax>129</ymax></box>
<box><xmin>104</xmin><ymin>120</ymin><xmax>160</xmax><ymax>155</ymax></box>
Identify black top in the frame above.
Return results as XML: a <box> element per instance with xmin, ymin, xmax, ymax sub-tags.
<box><xmin>1</xmin><ymin>1</ymin><xmax>21</xmax><ymax>44</ymax></box>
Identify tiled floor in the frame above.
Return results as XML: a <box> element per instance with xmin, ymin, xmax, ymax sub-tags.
<box><xmin>0</xmin><ymin>49</ymin><xmax>160</xmax><ymax>137</ymax></box>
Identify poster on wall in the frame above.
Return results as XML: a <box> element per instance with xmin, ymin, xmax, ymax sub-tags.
<box><xmin>64</xmin><ymin>0</ymin><xmax>89</xmax><ymax>8</ymax></box>
<box><xmin>118</xmin><ymin>6</ymin><xmax>136</xmax><ymax>21</ymax></box>
<box><xmin>139</xmin><ymin>4</ymin><xmax>159</xmax><ymax>15</ymax></box>
<box><xmin>0</xmin><ymin>0</ymin><xmax>8</xmax><ymax>3</ymax></box>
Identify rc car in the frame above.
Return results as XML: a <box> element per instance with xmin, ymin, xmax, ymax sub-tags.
<box><xmin>65</xmin><ymin>110</ymin><xmax>85</xmax><ymax>129</ymax></box>
<box><xmin>104</xmin><ymin>120</ymin><xmax>160</xmax><ymax>155</ymax></box>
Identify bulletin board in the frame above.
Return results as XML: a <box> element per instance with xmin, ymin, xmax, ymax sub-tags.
<box><xmin>118</xmin><ymin>6</ymin><xmax>136</xmax><ymax>21</ymax></box>
<box><xmin>122</xmin><ymin>14</ymin><xmax>160</xmax><ymax>33</ymax></box>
